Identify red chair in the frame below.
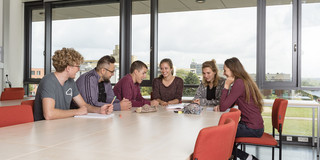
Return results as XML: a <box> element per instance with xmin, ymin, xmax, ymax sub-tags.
<box><xmin>218</xmin><ymin>108</ymin><xmax>241</xmax><ymax>126</ymax></box>
<box><xmin>4</xmin><ymin>87</ymin><xmax>25</xmax><ymax>92</ymax></box>
<box><xmin>0</xmin><ymin>105</ymin><xmax>34</xmax><ymax>127</ymax></box>
<box><xmin>192</xmin><ymin>118</ymin><xmax>237</xmax><ymax>160</ymax></box>
<box><xmin>0</xmin><ymin>90</ymin><xmax>25</xmax><ymax>101</ymax></box>
<box><xmin>21</xmin><ymin>100</ymin><xmax>35</xmax><ymax>111</ymax></box>
<box><xmin>218</xmin><ymin>108</ymin><xmax>241</xmax><ymax>157</ymax></box>
<box><xmin>235</xmin><ymin>98</ymin><xmax>288</xmax><ymax>160</ymax></box>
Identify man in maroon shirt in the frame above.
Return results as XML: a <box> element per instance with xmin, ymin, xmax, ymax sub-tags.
<box><xmin>113</xmin><ymin>60</ymin><xmax>159</xmax><ymax>107</ymax></box>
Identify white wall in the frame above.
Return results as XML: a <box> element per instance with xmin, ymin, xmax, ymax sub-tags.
<box><xmin>3</xmin><ymin>0</ymin><xmax>24</xmax><ymax>89</ymax></box>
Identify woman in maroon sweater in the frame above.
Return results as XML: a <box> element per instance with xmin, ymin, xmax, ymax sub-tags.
<box><xmin>152</xmin><ymin>58</ymin><xmax>184</xmax><ymax>106</ymax></box>
<box><xmin>219</xmin><ymin>57</ymin><xmax>264</xmax><ymax>160</ymax></box>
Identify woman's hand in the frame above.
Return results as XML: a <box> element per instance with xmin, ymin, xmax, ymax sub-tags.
<box><xmin>213</xmin><ymin>105</ymin><xmax>220</xmax><ymax>112</ymax></box>
<box><xmin>224</xmin><ymin>77</ymin><xmax>235</xmax><ymax>89</ymax></box>
<box><xmin>192</xmin><ymin>99</ymin><xmax>200</xmax><ymax>105</ymax></box>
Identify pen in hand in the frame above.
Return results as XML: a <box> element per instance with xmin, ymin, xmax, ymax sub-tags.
<box><xmin>111</xmin><ymin>96</ymin><xmax>116</xmax><ymax>105</ymax></box>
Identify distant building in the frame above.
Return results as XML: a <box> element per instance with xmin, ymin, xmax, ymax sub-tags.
<box><xmin>190</xmin><ymin>61</ymin><xmax>202</xmax><ymax>75</ymax></box>
<box><xmin>31</xmin><ymin>68</ymin><xmax>44</xmax><ymax>79</ymax></box>
<box><xmin>30</xmin><ymin>68</ymin><xmax>45</xmax><ymax>96</ymax></box>
<box><xmin>112</xmin><ymin>45</ymin><xmax>137</xmax><ymax>64</ymax></box>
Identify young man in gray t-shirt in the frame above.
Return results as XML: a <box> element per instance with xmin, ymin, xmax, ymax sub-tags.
<box><xmin>33</xmin><ymin>48</ymin><xmax>113</xmax><ymax>121</ymax></box>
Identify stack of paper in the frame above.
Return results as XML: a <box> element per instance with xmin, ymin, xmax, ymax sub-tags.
<box><xmin>74</xmin><ymin>113</ymin><xmax>114</xmax><ymax>119</ymax></box>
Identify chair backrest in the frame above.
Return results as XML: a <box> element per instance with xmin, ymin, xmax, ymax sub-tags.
<box><xmin>218</xmin><ymin>108</ymin><xmax>241</xmax><ymax>157</ymax></box>
<box><xmin>4</xmin><ymin>87</ymin><xmax>25</xmax><ymax>92</ymax></box>
<box><xmin>21</xmin><ymin>100</ymin><xmax>35</xmax><ymax>111</ymax></box>
<box><xmin>0</xmin><ymin>105</ymin><xmax>34</xmax><ymax>127</ymax></box>
<box><xmin>193</xmin><ymin>118</ymin><xmax>236</xmax><ymax>160</ymax></box>
<box><xmin>271</xmin><ymin>98</ymin><xmax>288</xmax><ymax>132</ymax></box>
<box><xmin>0</xmin><ymin>90</ymin><xmax>25</xmax><ymax>101</ymax></box>
<box><xmin>218</xmin><ymin>108</ymin><xmax>241</xmax><ymax>127</ymax></box>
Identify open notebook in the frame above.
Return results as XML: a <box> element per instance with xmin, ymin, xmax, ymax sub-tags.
<box><xmin>74</xmin><ymin>113</ymin><xmax>114</xmax><ymax>119</ymax></box>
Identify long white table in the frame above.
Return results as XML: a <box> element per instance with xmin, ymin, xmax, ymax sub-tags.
<box><xmin>0</xmin><ymin>97</ymin><xmax>35</xmax><ymax>107</ymax></box>
<box><xmin>264</xmin><ymin>99</ymin><xmax>320</xmax><ymax>157</ymax></box>
<box><xmin>0</xmin><ymin>106</ymin><xmax>221</xmax><ymax>160</ymax></box>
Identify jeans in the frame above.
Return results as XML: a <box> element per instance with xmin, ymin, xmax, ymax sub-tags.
<box><xmin>234</xmin><ymin>122</ymin><xmax>264</xmax><ymax>160</ymax></box>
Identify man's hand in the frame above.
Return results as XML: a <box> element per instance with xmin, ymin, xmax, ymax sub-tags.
<box><xmin>76</xmin><ymin>106</ymin><xmax>88</xmax><ymax>115</ymax></box>
<box><xmin>120</xmin><ymin>98</ymin><xmax>132</xmax><ymax>110</ymax></box>
<box><xmin>100</xmin><ymin>104</ymin><xmax>113</xmax><ymax>114</ymax></box>
<box><xmin>151</xmin><ymin>100</ymin><xmax>159</xmax><ymax>106</ymax></box>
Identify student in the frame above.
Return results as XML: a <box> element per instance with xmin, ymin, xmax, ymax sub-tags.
<box><xmin>218</xmin><ymin>57</ymin><xmax>263</xmax><ymax>160</ymax></box>
<box><xmin>152</xmin><ymin>58</ymin><xmax>183</xmax><ymax>106</ymax></box>
<box><xmin>33</xmin><ymin>48</ymin><xmax>113</xmax><ymax>121</ymax></box>
<box><xmin>113</xmin><ymin>60</ymin><xmax>159</xmax><ymax>107</ymax></box>
<box><xmin>76</xmin><ymin>55</ymin><xmax>132</xmax><ymax>111</ymax></box>
<box><xmin>192</xmin><ymin>59</ymin><xmax>225</xmax><ymax>109</ymax></box>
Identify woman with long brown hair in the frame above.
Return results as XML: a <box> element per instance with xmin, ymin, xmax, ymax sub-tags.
<box><xmin>219</xmin><ymin>57</ymin><xmax>263</xmax><ymax>160</ymax></box>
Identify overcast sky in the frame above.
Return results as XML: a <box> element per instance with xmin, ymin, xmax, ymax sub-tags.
<box><xmin>32</xmin><ymin>3</ymin><xmax>320</xmax><ymax>78</ymax></box>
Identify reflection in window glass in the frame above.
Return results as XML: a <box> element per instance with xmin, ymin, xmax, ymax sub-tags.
<box><xmin>159</xmin><ymin>0</ymin><xmax>257</xmax><ymax>91</ymax></box>
<box><xmin>51</xmin><ymin>3</ymin><xmax>120</xmax><ymax>82</ymax></box>
<box><xmin>266</xmin><ymin>2</ymin><xmax>292</xmax><ymax>82</ymax></box>
<box><xmin>132</xmin><ymin>0</ymin><xmax>150</xmax><ymax>80</ymax></box>
<box><xmin>302</xmin><ymin>2</ymin><xmax>320</xmax><ymax>87</ymax></box>
<box><xmin>31</xmin><ymin>9</ymin><xmax>45</xmax><ymax>79</ymax></box>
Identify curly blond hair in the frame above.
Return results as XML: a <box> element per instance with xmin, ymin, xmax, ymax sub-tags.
<box><xmin>52</xmin><ymin>48</ymin><xmax>84</xmax><ymax>72</ymax></box>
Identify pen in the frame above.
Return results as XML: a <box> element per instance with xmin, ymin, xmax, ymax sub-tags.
<box><xmin>111</xmin><ymin>96</ymin><xmax>116</xmax><ymax>105</ymax></box>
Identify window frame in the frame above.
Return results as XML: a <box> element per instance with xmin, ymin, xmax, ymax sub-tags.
<box><xmin>24</xmin><ymin>0</ymin><xmax>320</xmax><ymax>92</ymax></box>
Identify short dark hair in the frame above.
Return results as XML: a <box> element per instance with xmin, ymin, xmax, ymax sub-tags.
<box><xmin>96</xmin><ymin>55</ymin><xmax>115</xmax><ymax>70</ymax></box>
<box><xmin>130</xmin><ymin>60</ymin><xmax>148</xmax><ymax>73</ymax></box>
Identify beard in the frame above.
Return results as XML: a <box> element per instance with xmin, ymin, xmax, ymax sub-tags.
<box><xmin>102</xmin><ymin>76</ymin><xmax>110</xmax><ymax>83</ymax></box>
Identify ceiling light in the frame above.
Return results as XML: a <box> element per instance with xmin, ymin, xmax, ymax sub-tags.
<box><xmin>196</xmin><ymin>0</ymin><xmax>205</xmax><ymax>3</ymax></box>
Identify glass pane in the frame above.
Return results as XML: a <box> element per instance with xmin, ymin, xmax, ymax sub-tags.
<box><xmin>261</xmin><ymin>89</ymin><xmax>318</xmax><ymax>137</ymax></box>
<box><xmin>132</xmin><ymin>0</ymin><xmax>150</xmax><ymax>80</ymax></box>
<box><xmin>31</xmin><ymin>9</ymin><xmax>45</xmax><ymax>79</ymax></box>
<box><xmin>302</xmin><ymin>2</ymin><xmax>320</xmax><ymax>87</ymax></box>
<box><xmin>52</xmin><ymin>2</ymin><xmax>120</xmax><ymax>82</ymax></box>
<box><xmin>266</xmin><ymin>1</ymin><xmax>292</xmax><ymax>82</ymax></box>
<box><xmin>158</xmin><ymin>0</ymin><xmax>257</xmax><ymax>92</ymax></box>
<box><xmin>28</xmin><ymin>84</ymin><xmax>39</xmax><ymax>97</ymax></box>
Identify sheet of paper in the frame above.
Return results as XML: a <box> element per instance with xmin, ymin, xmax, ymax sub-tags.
<box><xmin>74</xmin><ymin>113</ymin><xmax>114</xmax><ymax>119</ymax></box>
<box><xmin>166</xmin><ymin>103</ymin><xmax>188</xmax><ymax>109</ymax></box>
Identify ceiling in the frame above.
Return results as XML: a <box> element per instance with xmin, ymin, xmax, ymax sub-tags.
<box><xmin>30</xmin><ymin>0</ymin><xmax>320</xmax><ymax>22</ymax></box>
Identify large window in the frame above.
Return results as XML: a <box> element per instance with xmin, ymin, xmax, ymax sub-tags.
<box><xmin>132</xmin><ymin>0</ymin><xmax>151</xmax><ymax>80</ymax></box>
<box><xmin>31</xmin><ymin>9</ymin><xmax>45</xmax><ymax>79</ymax></box>
<box><xmin>302</xmin><ymin>2</ymin><xmax>320</xmax><ymax>88</ymax></box>
<box><xmin>51</xmin><ymin>2</ymin><xmax>120</xmax><ymax>82</ymax></box>
<box><xmin>159</xmin><ymin>0</ymin><xmax>257</xmax><ymax>96</ymax></box>
<box><xmin>262</xmin><ymin>89</ymin><xmax>316</xmax><ymax>137</ymax></box>
<box><xmin>265</xmin><ymin>1</ymin><xmax>293</xmax><ymax>82</ymax></box>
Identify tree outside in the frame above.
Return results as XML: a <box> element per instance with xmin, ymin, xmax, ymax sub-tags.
<box><xmin>183</xmin><ymin>72</ymin><xmax>200</xmax><ymax>97</ymax></box>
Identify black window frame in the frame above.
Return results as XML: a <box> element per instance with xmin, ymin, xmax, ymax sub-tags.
<box><xmin>24</xmin><ymin>0</ymin><xmax>320</xmax><ymax>92</ymax></box>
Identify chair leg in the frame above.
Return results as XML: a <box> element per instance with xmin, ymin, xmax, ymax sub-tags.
<box><xmin>279</xmin><ymin>146</ymin><xmax>282</xmax><ymax>160</ymax></box>
<box><xmin>272</xmin><ymin>147</ymin><xmax>274</xmax><ymax>160</ymax></box>
<box><xmin>233</xmin><ymin>143</ymin><xmax>239</xmax><ymax>160</ymax></box>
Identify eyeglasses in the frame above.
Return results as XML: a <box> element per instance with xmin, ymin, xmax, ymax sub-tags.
<box><xmin>104</xmin><ymin>68</ymin><xmax>115</xmax><ymax>74</ymax></box>
<box><xmin>71</xmin><ymin>65</ymin><xmax>81</xmax><ymax>68</ymax></box>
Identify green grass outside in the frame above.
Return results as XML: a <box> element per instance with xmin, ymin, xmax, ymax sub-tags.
<box><xmin>262</xmin><ymin>106</ymin><xmax>317</xmax><ymax>136</ymax></box>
